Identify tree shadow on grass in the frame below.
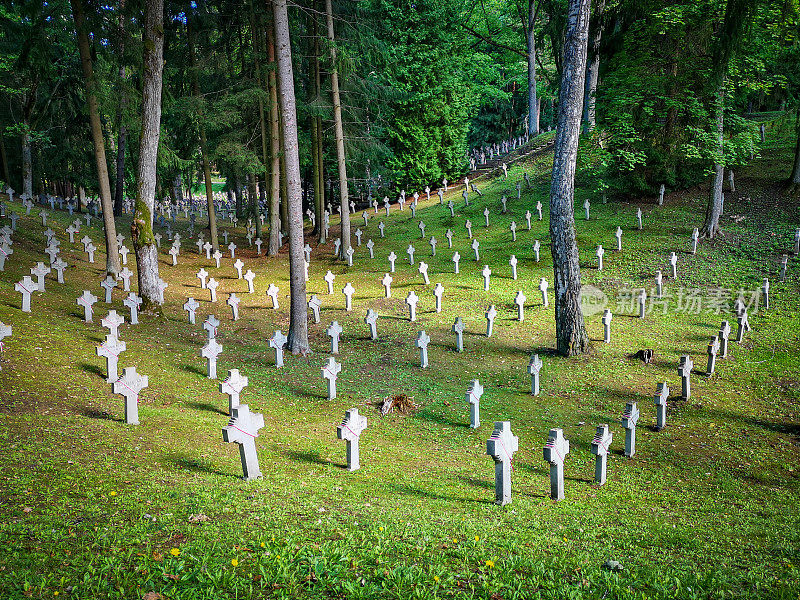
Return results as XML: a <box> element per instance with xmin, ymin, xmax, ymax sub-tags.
<box><xmin>285</xmin><ymin>449</ymin><xmax>337</xmax><ymax>468</ymax></box>
<box><xmin>384</xmin><ymin>482</ymin><xmax>493</xmax><ymax>505</ymax></box>
<box><xmin>182</xmin><ymin>363</ymin><xmax>206</xmax><ymax>377</ymax></box>
<box><xmin>80</xmin><ymin>406</ymin><xmax>123</xmax><ymax>422</ymax></box>
<box><xmin>186</xmin><ymin>401</ymin><xmax>227</xmax><ymax>415</ymax></box>
<box><xmin>78</xmin><ymin>361</ymin><xmax>106</xmax><ymax>380</ymax></box>
<box><xmin>414</xmin><ymin>409</ymin><xmax>470</xmax><ymax>429</ymax></box>
<box><xmin>166</xmin><ymin>455</ymin><xmax>229</xmax><ymax>478</ymax></box>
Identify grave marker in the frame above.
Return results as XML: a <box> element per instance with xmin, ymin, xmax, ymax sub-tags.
<box><xmin>487</xmin><ymin>421</ymin><xmax>519</xmax><ymax>506</ymax></box>
<box><xmin>590</xmin><ymin>424</ymin><xmax>613</xmax><ymax>485</ymax></box>
<box><xmin>654</xmin><ymin>383</ymin><xmax>669</xmax><ymax>430</ymax></box>
<box><xmin>201</xmin><ymin>338</ymin><xmax>223</xmax><ymax>379</ymax></box>
<box><xmin>543</xmin><ymin>428</ymin><xmax>570</xmax><ymax>501</ymax></box>
<box><xmin>77</xmin><ymin>290</ymin><xmax>99</xmax><ymax>322</ymax></box>
<box><xmin>269</xmin><ymin>330</ymin><xmax>288</xmax><ymax>367</ymax></box>
<box><xmin>621</xmin><ymin>402</ymin><xmax>640</xmax><ymax>457</ymax></box>
<box><xmin>466</xmin><ymin>379</ymin><xmax>483</xmax><ymax>428</ymax></box>
<box><xmin>222</xmin><ymin>404</ymin><xmax>265</xmax><ymax>480</ymax></box>
<box><xmin>337</xmin><ymin>408</ymin><xmax>367</xmax><ymax>471</ymax></box>
<box><xmin>96</xmin><ymin>334</ymin><xmax>126</xmax><ymax>382</ymax></box>
<box><xmin>322</xmin><ymin>357</ymin><xmax>342</xmax><ymax>399</ymax></box>
<box><xmin>113</xmin><ymin>367</ymin><xmax>148</xmax><ymax>425</ymax></box>
<box><xmin>220</xmin><ymin>369</ymin><xmax>249</xmax><ymax>413</ymax></box>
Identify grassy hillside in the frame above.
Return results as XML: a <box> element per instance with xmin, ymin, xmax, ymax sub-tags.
<box><xmin>0</xmin><ymin>125</ymin><xmax>798</xmax><ymax>599</ymax></box>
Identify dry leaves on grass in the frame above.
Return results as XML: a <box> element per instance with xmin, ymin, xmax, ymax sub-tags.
<box><xmin>188</xmin><ymin>513</ymin><xmax>209</xmax><ymax>523</ymax></box>
<box><xmin>378</xmin><ymin>394</ymin><xmax>418</xmax><ymax>415</ymax></box>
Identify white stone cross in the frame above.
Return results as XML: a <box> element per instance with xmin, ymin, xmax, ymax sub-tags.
<box><xmin>481</xmin><ymin>265</ymin><xmax>492</xmax><ymax>291</ymax></box>
<box><xmin>197</xmin><ymin>268</ymin><xmax>209</xmax><ymax>289</ymax></box>
<box><xmin>669</xmin><ymin>252</ymin><xmax>678</xmax><ymax>278</ymax></box>
<box><xmin>118</xmin><ymin>267</ymin><xmax>133</xmax><ymax>291</ymax></box>
<box><xmin>487</xmin><ymin>421</ymin><xmax>519</xmax><ymax>506</ymax></box>
<box><xmin>366</xmin><ymin>239</ymin><xmax>374</xmax><ymax>258</ymax></box>
<box><xmin>322</xmin><ymin>270</ymin><xmax>336</xmax><ymax>295</ymax></box>
<box><xmin>227</xmin><ymin>293</ymin><xmax>240</xmax><ymax>320</ymax></box>
<box><xmin>342</xmin><ymin>283</ymin><xmax>355</xmax><ymax>311</ymax></box>
<box><xmin>203</xmin><ymin>241</ymin><xmax>212</xmax><ymax>259</ymax></box>
<box><xmin>452</xmin><ymin>317</ymin><xmax>465</xmax><ymax>352</ymax></box>
<box><xmin>418</xmin><ymin>261</ymin><xmax>429</xmax><ymax>285</ymax></box>
<box><xmin>266</xmin><ymin>283</ymin><xmax>279</xmax><ymax>309</ymax></box>
<box><xmin>615</xmin><ymin>227</ymin><xmax>622</xmax><ymax>251</ymax></box>
<box><xmin>212</xmin><ymin>249</ymin><xmax>222</xmax><ymax>268</ymax></box>
<box><xmin>345</xmin><ymin>245</ymin><xmax>354</xmax><ymax>267</ymax></box>
<box><xmin>445</xmin><ymin>229</ymin><xmax>453</xmax><ymax>247</ymax></box>
<box><xmin>465</xmin><ymin>220</ymin><xmax>472</xmax><ymax>238</ymax></box>
<box><xmin>719</xmin><ymin>320</ymin><xmax>731</xmax><ymax>357</ymax></box>
<box><xmin>308</xmin><ymin>295</ymin><xmax>322</xmax><ymax>323</ymax></box>
<box><xmin>387</xmin><ymin>251</ymin><xmax>397</xmax><ymax>273</ymax></box>
<box><xmin>621</xmin><ymin>401</ymin><xmax>640</xmax><ymax>457</ymax></box>
<box><xmin>601</xmin><ymin>309</ymin><xmax>613</xmax><ymax>343</ymax></box>
<box><xmin>233</xmin><ymin>259</ymin><xmax>244</xmax><ymax>279</ymax></box>
<box><xmin>364</xmin><ymin>309</ymin><xmax>378</xmax><ymax>340</ymax></box>
<box><xmin>514</xmin><ymin>291</ymin><xmax>526</xmax><ymax>322</ymax></box>
<box><xmin>533</xmin><ymin>239</ymin><xmax>541</xmax><ymax>262</ymax></box>
<box><xmin>203</xmin><ymin>314</ymin><xmax>220</xmax><ymax>340</ymax></box>
<box><xmin>337</xmin><ymin>408</ymin><xmax>367</xmax><ymax>471</ymax></box>
<box><xmin>96</xmin><ymin>334</ymin><xmax>126</xmax><ymax>382</ymax></box>
<box><xmin>244</xmin><ymin>269</ymin><xmax>255</xmax><ymax>293</ymax></box>
<box><xmin>466</xmin><ymin>379</ymin><xmax>483</xmax><ymax>428</ymax></box>
<box><xmin>201</xmin><ymin>338</ymin><xmax>223</xmax><ymax>379</ymax></box>
<box><xmin>113</xmin><ymin>366</ymin><xmax>148</xmax><ymax>425</ymax></box>
<box><xmin>0</xmin><ymin>243</ymin><xmax>13</xmax><ymax>271</ymax></box>
<box><xmin>483</xmin><ymin>207</ymin><xmax>490</xmax><ymax>227</ymax></box>
<box><xmin>416</xmin><ymin>330</ymin><xmax>430</xmax><ymax>368</ymax></box>
<box><xmin>678</xmin><ymin>355</ymin><xmax>693</xmax><ymax>399</ymax></box>
<box><xmin>509</xmin><ymin>255</ymin><xmax>518</xmax><ymax>280</ymax></box>
<box><xmin>322</xmin><ymin>356</ymin><xmax>342</xmax><ymax>400</ymax></box>
<box><xmin>405</xmin><ymin>291</ymin><xmax>419</xmax><ymax>322</ymax></box>
<box><xmin>222</xmin><ymin>404</ymin><xmax>264</xmax><ymax>480</ymax></box>
<box><xmin>326</xmin><ymin>321</ymin><xmax>343</xmax><ymax>354</ymax></box>
<box><xmin>406</xmin><ymin>243</ymin><xmax>415</xmax><ymax>265</ymax></box>
<box><xmin>220</xmin><ymin>368</ymin><xmax>249</xmax><ymax>413</ymax></box>
<box><xmin>706</xmin><ymin>336</ymin><xmax>719</xmax><ymax>374</ymax></box>
<box><xmin>269</xmin><ymin>330</ymin><xmax>288</xmax><ymax>367</ymax></box>
<box><xmin>471</xmin><ymin>239</ymin><xmax>480</xmax><ymax>261</ymax></box>
<box><xmin>591</xmin><ymin>424</ymin><xmax>613</xmax><ymax>485</ymax></box>
<box><xmin>528</xmin><ymin>353</ymin><xmax>542</xmax><ymax>395</ymax></box>
<box><xmin>637</xmin><ymin>207</ymin><xmax>643</xmax><ymax>229</ymax></box>
<box><xmin>381</xmin><ymin>273</ymin><xmax>393</xmax><ymax>298</ymax></box>
<box><xmin>183</xmin><ymin>297</ymin><xmax>199</xmax><ymax>324</ymax></box>
<box><xmin>584</xmin><ymin>198</ymin><xmax>590</xmax><ymax>220</ymax></box>
<box><xmin>510</xmin><ymin>221</ymin><xmax>517</xmax><ymax>241</ymax></box>
<box><xmin>355</xmin><ymin>229</ymin><xmax>362</xmax><ymax>246</ymax></box>
<box><xmin>77</xmin><ymin>290</ymin><xmax>99</xmax><ymax>322</ymax></box>
<box><xmin>543</xmin><ymin>428</ymin><xmax>570</xmax><ymax>500</ymax></box>
<box><xmin>15</xmin><ymin>276</ymin><xmax>36</xmax><ymax>313</ymax></box>
<box><xmin>32</xmin><ymin>262</ymin><xmax>51</xmax><ymax>291</ymax></box>
<box><xmin>101</xmin><ymin>275</ymin><xmax>117</xmax><ymax>303</ymax></box>
<box><xmin>207</xmin><ymin>278</ymin><xmax>219</xmax><ymax>302</ymax></box>
<box><xmin>654</xmin><ymin>383</ymin><xmax>669</xmax><ymax>430</ymax></box>
<box><xmin>228</xmin><ymin>242</ymin><xmax>236</xmax><ymax>258</ymax></box>
<box><xmin>101</xmin><ymin>310</ymin><xmax>125</xmax><ymax>339</ymax></box>
<box><xmin>123</xmin><ymin>293</ymin><xmax>142</xmax><ymax>325</ymax></box>
<box><xmin>119</xmin><ymin>245</ymin><xmax>130</xmax><ymax>265</ymax></box>
<box><xmin>433</xmin><ymin>283</ymin><xmax>444</xmax><ymax>313</ymax></box>
<box><xmin>485</xmin><ymin>305</ymin><xmax>497</xmax><ymax>337</ymax></box>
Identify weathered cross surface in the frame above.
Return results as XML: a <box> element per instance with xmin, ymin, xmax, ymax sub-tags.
<box><xmin>220</xmin><ymin>368</ymin><xmax>249</xmax><ymax>414</ymax></box>
<box><xmin>327</xmin><ymin>321</ymin><xmax>343</xmax><ymax>354</ymax></box>
<box><xmin>269</xmin><ymin>330</ymin><xmax>288</xmax><ymax>368</ymax></box>
<box><xmin>528</xmin><ymin>354</ymin><xmax>543</xmax><ymax>396</ymax></box>
<box><xmin>337</xmin><ymin>408</ymin><xmax>367</xmax><ymax>471</ymax></box>
<box><xmin>654</xmin><ymin>383</ymin><xmax>669</xmax><ymax>430</ymax></box>
<box><xmin>591</xmin><ymin>424</ymin><xmax>613</xmax><ymax>485</ymax></box>
<box><xmin>101</xmin><ymin>310</ymin><xmax>124</xmax><ymax>339</ymax></box>
<box><xmin>487</xmin><ymin>421</ymin><xmax>519</xmax><ymax>506</ymax></box>
<box><xmin>543</xmin><ymin>428</ymin><xmax>570</xmax><ymax>500</ymax></box>
<box><xmin>322</xmin><ymin>357</ymin><xmax>342</xmax><ymax>400</ymax></box>
<box><xmin>621</xmin><ymin>401</ymin><xmax>640</xmax><ymax>457</ymax></box>
<box><xmin>96</xmin><ymin>334</ymin><xmax>126</xmax><ymax>382</ymax></box>
<box><xmin>416</xmin><ymin>330</ymin><xmax>430</xmax><ymax>368</ymax></box>
<box><xmin>222</xmin><ymin>404</ymin><xmax>265</xmax><ymax>480</ymax></box>
<box><xmin>113</xmin><ymin>367</ymin><xmax>148</xmax><ymax>425</ymax></box>
<box><xmin>77</xmin><ymin>290</ymin><xmax>98</xmax><ymax>322</ymax></box>
<box><xmin>201</xmin><ymin>339</ymin><xmax>223</xmax><ymax>379</ymax></box>
<box><xmin>678</xmin><ymin>355</ymin><xmax>693</xmax><ymax>399</ymax></box>
<box><xmin>466</xmin><ymin>379</ymin><xmax>483</xmax><ymax>428</ymax></box>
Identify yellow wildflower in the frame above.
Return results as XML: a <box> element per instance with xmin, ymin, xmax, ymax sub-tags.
<box><xmin>231</xmin><ymin>559</ymin><xmax>239</xmax><ymax>567</ymax></box>
<box><xmin>433</xmin><ymin>575</ymin><xmax>440</xmax><ymax>583</ymax></box>
<box><xmin>170</xmin><ymin>548</ymin><xmax>180</xmax><ymax>557</ymax></box>
<box><xmin>485</xmin><ymin>560</ymin><xmax>494</xmax><ymax>568</ymax></box>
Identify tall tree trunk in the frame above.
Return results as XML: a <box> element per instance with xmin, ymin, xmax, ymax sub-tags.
<box><xmin>113</xmin><ymin>0</ymin><xmax>127</xmax><ymax>217</ymax></box>
<box><xmin>279</xmin><ymin>114</ymin><xmax>289</xmax><ymax>234</ymax></box>
<box><xmin>325</xmin><ymin>0</ymin><xmax>351</xmax><ymax>258</ymax></box>
<box><xmin>527</xmin><ymin>0</ymin><xmax>539</xmax><ymax>137</ymax></box>
<box><xmin>131</xmin><ymin>0</ymin><xmax>165</xmax><ymax>307</ymax></box>
<box><xmin>70</xmin><ymin>0</ymin><xmax>121</xmax><ymax>275</ymax></box>
<box><xmin>266</xmin><ymin>17</ymin><xmax>281</xmax><ymax>255</ymax></box>
<box><xmin>582</xmin><ymin>0</ymin><xmax>604</xmax><ymax>134</ymax></box>
<box><xmin>251</xmin><ymin>3</ymin><xmax>266</xmax><ymax>240</ymax></box>
<box><xmin>247</xmin><ymin>173</ymin><xmax>259</xmax><ymax>231</ymax></box>
<box><xmin>0</xmin><ymin>131</ymin><xmax>10</xmax><ymax>188</ymax></box>
<box><xmin>188</xmin><ymin>16</ymin><xmax>219</xmax><ymax>251</ymax></box>
<box><xmin>789</xmin><ymin>110</ymin><xmax>800</xmax><ymax>192</ymax></box>
<box><xmin>272</xmin><ymin>0</ymin><xmax>310</xmax><ymax>354</ymax></box>
<box><xmin>21</xmin><ymin>126</ymin><xmax>33</xmax><ymax>199</ymax></box>
<box><xmin>701</xmin><ymin>84</ymin><xmax>725</xmax><ymax>238</ymax></box>
<box><xmin>312</xmin><ymin>1</ymin><xmax>325</xmax><ymax>241</ymax></box>
<box><xmin>549</xmin><ymin>0</ymin><xmax>592</xmax><ymax>357</ymax></box>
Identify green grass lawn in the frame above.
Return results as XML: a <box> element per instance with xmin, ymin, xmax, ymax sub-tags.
<box><xmin>0</xmin><ymin>126</ymin><xmax>798</xmax><ymax>599</ymax></box>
